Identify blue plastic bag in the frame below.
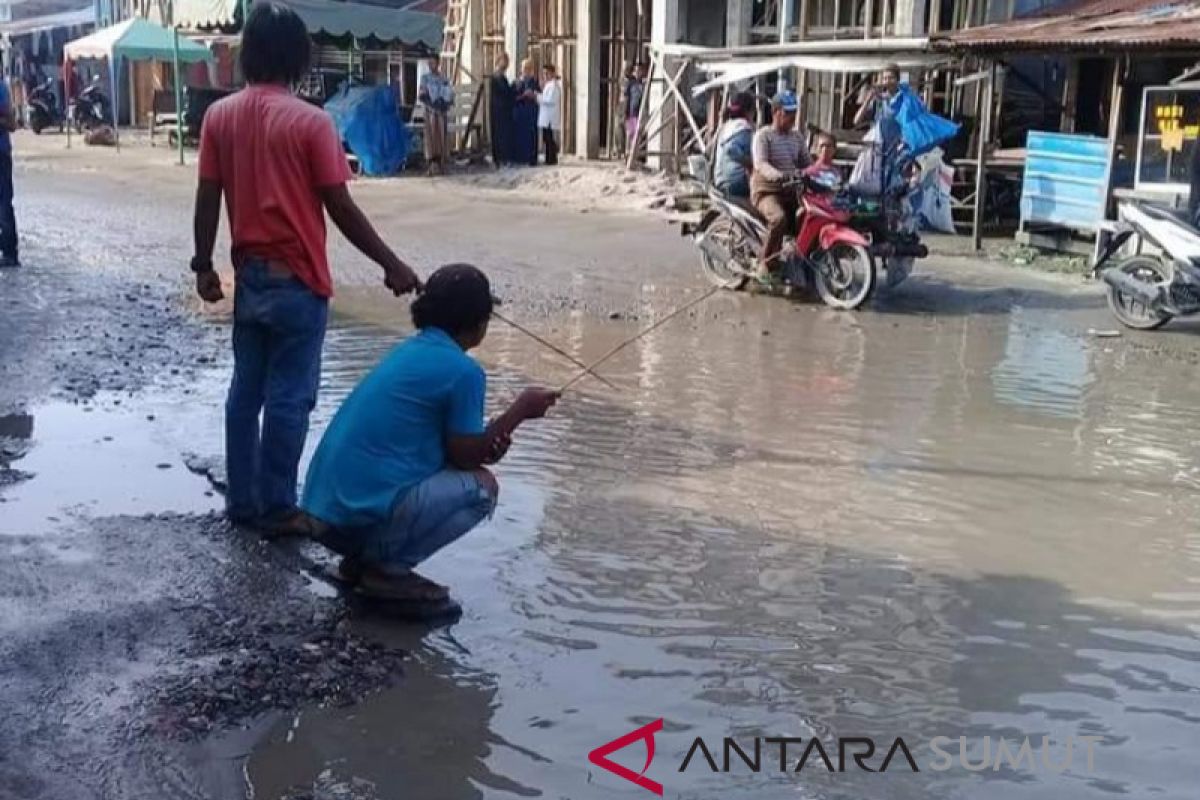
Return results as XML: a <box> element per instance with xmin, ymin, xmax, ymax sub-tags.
<box><xmin>324</xmin><ymin>84</ymin><xmax>410</xmax><ymax>177</ymax></box>
<box><xmin>891</xmin><ymin>84</ymin><xmax>960</xmax><ymax>158</ymax></box>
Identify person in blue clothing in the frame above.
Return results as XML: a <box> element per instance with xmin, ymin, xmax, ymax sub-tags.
<box><xmin>854</xmin><ymin>62</ymin><xmax>901</xmax><ymax>141</ymax></box>
<box><xmin>0</xmin><ymin>74</ymin><xmax>19</xmax><ymax>268</ymax></box>
<box><xmin>512</xmin><ymin>58</ymin><xmax>540</xmax><ymax>167</ymax></box>
<box><xmin>713</xmin><ymin>91</ymin><xmax>756</xmax><ymax>198</ymax></box>
<box><xmin>296</xmin><ymin>264</ymin><xmax>559</xmax><ymax>614</ymax></box>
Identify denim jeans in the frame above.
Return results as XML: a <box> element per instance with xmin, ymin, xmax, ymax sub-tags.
<box><xmin>331</xmin><ymin>470</ymin><xmax>497</xmax><ymax>569</ymax></box>
<box><xmin>0</xmin><ymin>150</ymin><xmax>18</xmax><ymax>260</ymax></box>
<box><xmin>226</xmin><ymin>260</ymin><xmax>328</xmax><ymax>520</ymax></box>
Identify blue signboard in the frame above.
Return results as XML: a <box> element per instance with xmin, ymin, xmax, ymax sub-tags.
<box><xmin>1019</xmin><ymin>131</ymin><xmax>1110</xmax><ymax>233</ymax></box>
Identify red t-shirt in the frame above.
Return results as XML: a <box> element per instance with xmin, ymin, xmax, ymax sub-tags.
<box><xmin>198</xmin><ymin>84</ymin><xmax>352</xmax><ymax>298</ymax></box>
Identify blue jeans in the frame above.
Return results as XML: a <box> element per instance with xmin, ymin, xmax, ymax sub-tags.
<box><xmin>226</xmin><ymin>260</ymin><xmax>328</xmax><ymax>520</ymax></box>
<box><xmin>333</xmin><ymin>470</ymin><xmax>497</xmax><ymax>569</ymax></box>
<box><xmin>0</xmin><ymin>150</ymin><xmax>17</xmax><ymax>260</ymax></box>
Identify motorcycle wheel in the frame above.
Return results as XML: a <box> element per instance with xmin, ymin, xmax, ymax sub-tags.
<box><xmin>1106</xmin><ymin>255</ymin><xmax>1172</xmax><ymax>330</ymax></box>
<box><xmin>30</xmin><ymin>109</ymin><xmax>46</xmax><ymax>135</ymax></box>
<box><xmin>697</xmin><ymin>212</ymin><xmax>751</xmax><ymax>291</ymax></box>
<box><xmin>815</xmin><ymin>243</ymin><xmax>876</xmax><ymax>310</ymax></box>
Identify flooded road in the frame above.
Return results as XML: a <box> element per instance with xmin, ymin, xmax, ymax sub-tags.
<box><xmin>245</xmin><ymin>286</ymin><xmax>1200</xmax><ymax>800</ymax></box>
<box><xmin>3</xmin><ymin>142</ymin><xmax>1200</xmax><ymax>799</ymax></box>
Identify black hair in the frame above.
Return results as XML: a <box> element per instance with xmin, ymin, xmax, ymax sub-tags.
<box><xmin>882</xmin><ymin>63</ymin><xmax>901</xmax><ymax>79</ymax></box>
<box><xmin>543</xmin><ymin>63</ymin><xmax>557</xmax><ymax>73</ymax></box>
<box><xmin>240</xmin><ymin>2</ymin><xmax>312</xmax><ymax>86</ymax></box>
<box><xmin>411</xmin><ymin>264</ymin><xmax>494</xmax><ymax>336</ymax></box>
<box><xmin>723</xmin><ymin>91</ymin><xmax>755</xmax><ymax>121</ymax></box>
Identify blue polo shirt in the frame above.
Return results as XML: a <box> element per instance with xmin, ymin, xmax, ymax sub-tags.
<box><xmin>302</xmin><ymin>327</ymin><xmax>487</xmax><ymax>527</ymax></box>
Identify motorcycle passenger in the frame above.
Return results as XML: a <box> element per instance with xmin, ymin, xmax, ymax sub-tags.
<box><xmin>751</xmin><ymin>90</ymin><xmax>811</xmax><ymax>283</ymax></box>
<box><xmin>804</xmin><ymin>131</ymin><xmax>843</xmax><ymax>185</ymax></box>
<box><xmin>713</xmin><ymin>91</ymin><xmax>756</xmax><ymax>199</ymax></box>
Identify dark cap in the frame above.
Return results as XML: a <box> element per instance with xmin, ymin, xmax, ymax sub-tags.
<box><xmin>411</xmin><ymin>263</ymin><xmax>494</xmax><ymax>335</ymax></box>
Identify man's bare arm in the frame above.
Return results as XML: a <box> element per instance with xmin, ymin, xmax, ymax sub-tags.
<box><xmin>319</xmin><ymin>184</ymin><xmax>420</xmax><ymax>295</ymax></box>
<box><xmin>193</xmin><ymin>179</ymin><xmax>222</xmax><ymax>263</ymax></box>
<box><xmin>445</xmin><ymin>389</ymin><xmax>558</xmax><ymax>471</ymax></box>
<box><xmin>191</xmin><ymin>179</ymin><xmax>224</xmax><ymax>302</ymax></box>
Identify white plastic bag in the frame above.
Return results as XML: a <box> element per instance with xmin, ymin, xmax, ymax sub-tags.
<box><xmin>914</xmin><ymin>152</ymin><xmax>956</xmax><ymax>234</ymax></box>
<box><xmin>849</xmin><ymin>144</ymin><xmax>882</xmax><ymax>196</ymax></box>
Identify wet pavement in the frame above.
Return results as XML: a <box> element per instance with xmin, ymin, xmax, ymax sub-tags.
<box><xmin>3</xmin><ymin>136</ymin><xmax>1200</xmax><ymax>800</ymax></box>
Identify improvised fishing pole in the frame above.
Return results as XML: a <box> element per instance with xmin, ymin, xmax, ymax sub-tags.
<box><xmin>558</xmin><ymin>285</ymin><xmax>722</xmax><ymax>393</ymax></box>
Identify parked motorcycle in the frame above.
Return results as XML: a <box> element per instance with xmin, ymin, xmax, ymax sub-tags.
<box><xmin>683</xmin><ymin>159</ymin><xmax>877</xmax><ymax>310</ymax></box>
<box><xmin>71</xmin><ymin>77</ymin><xmax>110</xmax><ymax>133</ymax></box>
<box><xmin>1093</xmin><ymin>201</ymin><xmax>1200</xmax><ymax>330</ymax></box>
<box><xmin>27</xmin><ymin>79</ymin><xmax>63</xmax><ymax>135</ymax></box>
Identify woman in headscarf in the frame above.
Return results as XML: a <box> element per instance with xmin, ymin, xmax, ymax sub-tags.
<box><xmin>512</xmin><ymin>58</ymin><xmax>540</xmax><ymax>167</ymax></box>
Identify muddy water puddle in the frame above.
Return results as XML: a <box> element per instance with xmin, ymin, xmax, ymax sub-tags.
<box><xmin>0</xmin><ymin>397</ymin><xmax>223</xmax><ymax>539</ymax></box>
<box><xmin>236</xmin><ymin>289</ymin><xmax>1200</xmax><ymax>800</ymax></box>
<box><xmin>6</xmin><ymin>279</ymin><xmax>1196</xmax><ymax>798</ymax></box>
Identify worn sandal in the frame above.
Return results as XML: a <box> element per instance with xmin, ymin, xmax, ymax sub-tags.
<box><xmin>356</xmin><ymin>569</ymin><xmax>450</xmax><ymax>602</ymax></box>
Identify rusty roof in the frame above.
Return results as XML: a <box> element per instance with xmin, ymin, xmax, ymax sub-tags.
<box><xmin>937</xmin><ymin>0</ymin><xmax>1200</xmax><ymax>52</ymax></box>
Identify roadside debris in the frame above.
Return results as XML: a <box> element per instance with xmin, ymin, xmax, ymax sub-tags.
<box><xmin>282</xmin><ymin>770</ymin><xmax>380</xmax><ymax>800</ymax></box>
<box><xmin>146</xmin><ymin>608</ymin><xmax>407</xmax><ymax>739</ymax></box>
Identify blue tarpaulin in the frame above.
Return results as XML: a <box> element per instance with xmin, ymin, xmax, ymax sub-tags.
<box><xmin>324</xmin><ymin>85</ymin><xmax>409</xmax><ymax>177</ymax></box>
<box><xmin>892</xmin><ymin>85</ymin><xmax>960</xmax><ymax>158</ymax></box>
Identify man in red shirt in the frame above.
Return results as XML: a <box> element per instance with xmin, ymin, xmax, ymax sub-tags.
<box><xmin>191</xmin><ymin>2</ymin><xmax>420</xmax><ymax>530</ymax></box>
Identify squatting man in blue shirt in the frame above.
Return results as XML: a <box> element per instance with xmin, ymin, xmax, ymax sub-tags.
<box><xmin>291</xmin><ymin>264</ymin><xmax>559</xmax><ymax>617</ymax></box>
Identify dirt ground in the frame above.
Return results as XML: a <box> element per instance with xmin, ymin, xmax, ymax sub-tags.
<box><xmin>3</xmin><ymin>132</ymin><xmax>1200</xmax><ymax>800</ymax></box>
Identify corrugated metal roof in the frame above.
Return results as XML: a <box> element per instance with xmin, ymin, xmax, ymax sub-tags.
<box><xmin>938</xmin><ymin>0</ymin><xmax>1200</xmax><ymax>52</ymax></box>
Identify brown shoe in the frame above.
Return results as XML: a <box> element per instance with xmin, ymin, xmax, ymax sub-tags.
<box><xmin>258</xmin><ymin>508</ymin><xmax>330</xmax><ymax>541</ymax></box>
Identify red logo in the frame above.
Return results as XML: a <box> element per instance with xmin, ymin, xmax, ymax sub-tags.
<box><xmin>588</xmin><ymin>718</ymin><xmax>664</xmax><ymax>796</ymax></box>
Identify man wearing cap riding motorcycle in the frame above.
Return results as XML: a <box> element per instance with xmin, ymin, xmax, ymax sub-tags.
<box><xmin>751</xmin><ymin>90</ymin><xmax>812</xmax><ymax>285</ymax></box>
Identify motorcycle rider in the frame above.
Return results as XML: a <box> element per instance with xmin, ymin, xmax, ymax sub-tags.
<box><xmin>751</xmin><ymin>90</ymin><xmax>811</xmax><ymax>284</ymax></box>
<box><xmin>713</xmin><ymin>91</ymin><xmax>756</xmax><ymax>199</ymax></box>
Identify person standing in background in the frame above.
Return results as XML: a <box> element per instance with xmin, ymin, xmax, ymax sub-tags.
<box><xmin>419</xmin><ymin>56</ymin><xmax>454</xmax><ymax>176</ymax></box>
<box><xmin>488</xmin><ymin>53</ymin><xmax>515</xmax><ymax>168</ymax></box>
<box><xmin>537</xmin><ymin>63</ymin><xmax>561</xmax><ymax>166</ymax></box>
<box><xmin>512</xmin><ymin>58</ymin><xmax>540</xmax><ymax>167</ymax></box>
<box><xmin>190</xmin><ymin>2</ymin><xmax>421</xmax><ymax>532</ymax></box>
<box><xmin>620</xmin><ymin>61</ymin><xmax>647</xmax><ymax>162</ymax></box>
<box><xmin>0</xmin><ymin>68</ymin><xmax>19</xmax><ymax>268</ymax></box>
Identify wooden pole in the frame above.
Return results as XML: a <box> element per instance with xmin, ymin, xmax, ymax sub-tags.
<box><xmin>1060</xmin><ymin>57</ymin><xmax>1078</xmax><ymax>132</ymax></box>
<box><xmin>1101</xmin><ymin>56</ymin><xmax>1126</xmax><ymax>224</ymax></box>
<box><xmin>173</xmin><ymin>28</ymin><xmax>184</xmax><ymax>166</ymax></box>
<box><xmin>972</xmin><ymin>61</ymin><xmax>994</xmax><ymax>252</ymax></box>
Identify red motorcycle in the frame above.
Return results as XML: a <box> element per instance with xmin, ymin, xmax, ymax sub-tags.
<box><xmin>687</xmin><ymin>170</ymin><xmax>876</xmax><ymax>309</ymax></box>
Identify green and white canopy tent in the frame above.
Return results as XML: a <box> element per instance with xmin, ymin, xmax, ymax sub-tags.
<box><xmin>63</xmin><ymin>18</ymin><xmax>212</xmax><ymax>151</ymax></box>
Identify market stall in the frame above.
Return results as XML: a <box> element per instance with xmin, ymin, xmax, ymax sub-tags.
<box><xmin>62</xmin><ymin>18</ymin><xmax>212</xmax><ymax>153</ymax></box>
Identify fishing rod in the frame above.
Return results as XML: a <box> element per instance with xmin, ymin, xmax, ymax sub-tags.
<box><xmin>491</xmin><ymin>310</ymin><xmax>619</xmax><ymax>391</ymax></box>
<box><xmin>559</xmin><ymin>285</ymin><xmax>721</xmax><ymax>393</ymax></box>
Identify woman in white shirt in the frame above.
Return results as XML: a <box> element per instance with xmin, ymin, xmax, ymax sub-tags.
<box><xmin>537</xmin><ymin>64</ymin><xmax>562</xmax><ymax>166</ymax></box>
